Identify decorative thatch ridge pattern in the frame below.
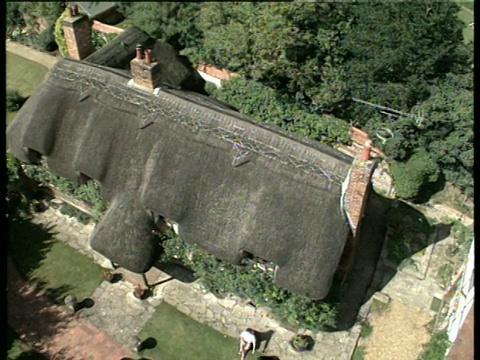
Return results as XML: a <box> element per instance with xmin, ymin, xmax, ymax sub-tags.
<box><xmin>7</xmin><ymin>30</ymin><xmax>355</xmax><ymax>299</ymax></box>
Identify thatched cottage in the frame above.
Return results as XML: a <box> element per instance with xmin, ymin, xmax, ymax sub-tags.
<box><xmin>7</xmin><ymin>9</ymin><xmax>375</xmax><ymax>300</ymax></box>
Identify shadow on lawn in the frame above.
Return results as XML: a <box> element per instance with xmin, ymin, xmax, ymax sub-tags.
<box><xmin>7</xmin><ymin>257</ymin><xmax>71</xmax><ymax>350</ymax></box>
<box><xmin>7</xmin><ymin>218</ymin><xmax>56</xmax><ymax>277</ymax></box>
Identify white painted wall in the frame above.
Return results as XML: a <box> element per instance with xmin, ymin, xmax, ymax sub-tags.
<box><xmin>445</xmin><ymin>238</ymin><xmax>474</xmax><ymax>353</ymax></box>
<box><xmin>197</xmin><ymin>70</ymin><xmax>222</xmax><ymax>88</ymax></box>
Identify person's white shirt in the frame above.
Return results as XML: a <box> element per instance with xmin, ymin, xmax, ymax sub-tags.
<box><xmin>240</xmin><ymin>330</ymin><xmax>256</xmax><ymax>353</ymax></box>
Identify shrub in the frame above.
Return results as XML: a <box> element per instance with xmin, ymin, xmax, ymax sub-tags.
<box><xmin>352</xmin><ymin>345</ymin><xmax>365</xmax><ymax>360</ymax></box>
<box><xmin>91</xmin><ymin>29</ymin><xmax>118</xmax><ymax>50</ymax></box>
<box><xmin>59</xmin><ymin>204</ymin><xmax>92</xmax><ymax>224</ymax></box>
<box><xmin>390</xmin><ymin>150</ymin><xmax>440</xmax><ymax>201</ymax></box>
<box><xmin>22</xmin><ymin>161</ymin><xmax>107</xmax><ymax>218</ymax></box>
<box><xmin>6</xmin><ymin>2</ymin><xmax>25</xmax><ymax>28</ymax></box>
<box><xmin>7</xmin><ymin>151</ymin><xmax>21</xmax><ymax>190</ymax></box>
<box><xmin>204</xmin><ymin>81</ymin><xmax>218</xmax><ymax>96</ymax></box>
<box><xmin>437</xmin><ymin>264</ymin><xmax>454</xmax><ymax>288</ymax></box>
<box><xmin>359</xmin><ymin>320</ymin><xmax>373</xmax><ymax>338</ymax></box>
<box><xmin>35</xmin><ymin>25</ymin><xmax>58</xmax><ymax>52</ymax></box>
<box><xmin>418</xmin><ymin>330</ymin><xmax>450</xmax><ymax>360</ymax></box>
<box><xmin>7</xmin><ymin>89</ymin><xmax>27</xmax><ymax>112</ymax></box>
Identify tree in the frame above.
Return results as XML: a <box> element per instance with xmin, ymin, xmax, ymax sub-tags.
<box><xmin>116</xmin><ymin>2</ymin><xmax>203</xmax><ymax>51</ymax></box>
<box><xmin>411</xmin><ymin>72</ymin><xmax>474</xmax><ymax>196</ymax></box>
<box><xmin>189</xmin><ymin>2</ymin><xmax>353</xmax><ymax>112</ymax></box>
<box><xmin>18</xmin><ymin>1</ymin><xmax>64</xmax><ymax>29</ymax></box>
<box><xmin>340</xmin><ymin>1</ymin><xmax>467</xmax><ymax>126</ymax></box>
<box><xmin>6</xmin><ymin>2</ymin><xmax>26</xmax><ymax>28</ymax></box>
<box><xmin>390</xmin><ymin>149</ymin><xmax>440</xmax><ymax>201</ymax></box>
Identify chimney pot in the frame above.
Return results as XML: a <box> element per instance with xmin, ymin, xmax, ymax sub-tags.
<box><xmin>135</xmin><ymin>44</ymin><xmax>144</xmax><ymax>60</ymax></box>
<box><xmin>361</xmin><ymin>139</ymin><xmax>372</xmax><ymax>161</ymax></box>
<box><xmin>68</xmin><ymin>6</ymin><xmax>74</xmax><ymax>17</ymax></box>
<box><xmin>144</xmin><ymin>49</ymin><xmax>152</xmax><ymax>65</ymax></box>
<box><xmin>72</xmin><ymin>5</ymin><xmax>79</xmax><ymax>16</ymax></box>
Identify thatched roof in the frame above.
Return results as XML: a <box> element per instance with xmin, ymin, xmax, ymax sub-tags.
<box><xmin>7</xmin><ymin>30</ymin><xmax>354</xmax><ymax>299</ymax></box>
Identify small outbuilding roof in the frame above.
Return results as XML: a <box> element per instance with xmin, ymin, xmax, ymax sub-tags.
<box><xmin>73</xmin><ymin>2</ymin><xmax>118</xmax><ymax>19</ymax></box>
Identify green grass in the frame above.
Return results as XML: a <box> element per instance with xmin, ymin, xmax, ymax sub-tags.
<box><xmin>138</xmin><ymin>302</ymin><xmax>240</xmax><ymax>360</ymax></box>
<box><xmin>8</xmin><ymin>218</ymin><xmax>103</xmax><ymax>303</ymax></box>
<box><xmin>457</xmin><ymin>6</ymin><xmax>474</xmax><ymax>44</ymax></box>
<box><xmin>457</xmin><ymin>2</ymin><xmax>474</xmax><ymax>11</ymax></box>
<box><xmin>6</xmin><ymin>51</ymin><xmax>48</xmax><ymax>126</ymax></box>
<box><xmin>7</xmin><ymin>326</ymin><xmax>47</xmax><ymax>360</ymax></box>
<box><xmin>352</xmin><ymin>345</ymin><xmax>365</xmax><ymax>360</ymax></box>
<box><xmin>359</xmin><ymin>320</ymin><xmax>373</xmax><ymax>338</ymax></box>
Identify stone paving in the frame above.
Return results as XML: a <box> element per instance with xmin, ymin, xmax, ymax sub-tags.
<box><xmin>30</xmin><ymin>206</ymin><xmax>360</xmax><ymax>360</ymax></box>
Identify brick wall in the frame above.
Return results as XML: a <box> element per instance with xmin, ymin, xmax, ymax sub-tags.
<box><xmin>91</xmin><ymin>20</ymin><xmax>124</xmax><ymax>34</ymax></box>
<box><xmin>62</xmin><ymin>15</ymin><xmax>94</xmax><ymax>60</ymax></box>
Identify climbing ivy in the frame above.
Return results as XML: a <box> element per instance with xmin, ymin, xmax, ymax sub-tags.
<box><xmin>21</xmin><ymin>161</ymin><xmax>107</xmax><ymax>218</ymax></box>
<box><xmin>54</xmin><ymin>9</ymin><xmax>69</xmax><ymax>57</ymax></box>
<box><xmin>160</xmin><ymin>230</ymin><xmax>338</xmax><ymax>332</ymax></box>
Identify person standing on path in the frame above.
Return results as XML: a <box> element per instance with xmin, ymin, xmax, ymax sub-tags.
<box><xmin>238</xmin><ymin>328</ymin><xmax>257</xmax><ymax>360</ymax></box>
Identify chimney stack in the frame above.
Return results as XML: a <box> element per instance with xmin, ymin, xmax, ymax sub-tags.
<box><xmin>62</xmin><ymin>5</ymin><xmax>94</xmax><ymax>60</ymax></box>
<box><xmin>361</xmin><ymin>139</ymin><xmax>372</xmax><ymax>161</ymax></box>
<box><xmin>130</xmin><ymin>47</ymin><xmax>162</xmax><ymax>90</ymax></box>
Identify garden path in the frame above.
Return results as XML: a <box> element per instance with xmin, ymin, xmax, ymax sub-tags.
<box><xmin>359</xmin><ymin>300</ymin><xmax>433</xmax><ymax>360</ymax></box>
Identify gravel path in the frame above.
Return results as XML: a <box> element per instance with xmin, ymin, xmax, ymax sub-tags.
<box><xmin>361</xmin><ymin>300</ymin><xmax>433</xmax><ymax>360</ymax></box>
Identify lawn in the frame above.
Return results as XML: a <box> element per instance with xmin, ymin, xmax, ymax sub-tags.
<box><xmin>138</xmin><ymin>302</ymin><xmax>240</xmax><ymax>360</ymax></box>
<box><xmin>457</xmin><ymin>5</ymin><xmax>474</xmax><ymax>44</ymax></box>
<box><xmin>6</xmin><ymin>51</ymin><xmax>48</xmax><ymax>125</ymax></box>
<box><xmin>8</xmin><ymin>218</ymin><xmax>103</xmax><ymax>303</ymax></box>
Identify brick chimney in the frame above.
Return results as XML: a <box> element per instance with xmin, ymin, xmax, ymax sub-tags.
<box><xmin>129</xmin><ymin>46</ymin><xmax>163</xmax><ymax>89</ymax></box>
<box><xmin>62</xmin><ymin>5</ymin><xmax>94</xmax><ymax>60</ymax></box>
<box><xmin>361</xmin><ymin>139</ymin><xmax>372</xmax><ymax>161</ymax></box>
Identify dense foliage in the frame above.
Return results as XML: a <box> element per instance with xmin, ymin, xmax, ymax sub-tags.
<box><xmin>418</xmin><ymin>330</ymin><xmax>451</xmax><ymax>360</ymax></box>
<box><xmin>211</xmin><ymin>76</ymin><xmax>351</xmax><ymax>146</ymax></box>
<box><xmin>6</xmin><ymin>151</ymin><xmax>107</xmax><ymax>219</ymax></box>
<box><xmin>6</xmin><ymin>2</ymin><xmax>26</xmax><ymax>29</ymax></box>
<box><xmin>6</xmin><ymin>89</ymin><xmax>27</xmax><ymax>112</ymax></box>
<box><xmin>35</xmin><ymin>25</ymin><xmax>57</xmax><ymax>52</ymax></box>
<box><xmin>21</xmin><ymin>161</ymin><xmax>107</xmax><ymax>218</ymax></box>
<box><xmin>17</xmin><ymin>1</ymin><xmax>64</xmax><ymax>27</ymax></box>
<box><xmin>54</xmin><ymin>8</ymin><xmax>69</xmax><ymax>57</ymax></box>
<box><xmin>389</xmin><ymin>150</ymin><xmax>440</xmax><ymax>200</ymax></box>
<box><xmin>160</xmin><ymin>231</ymin><xmax>338</xmax><ymax>331</ymax></box>
<box><xmin>116</xmin><ymin>2</ymin><xmax>203</xmax><ymax>51</ymax></box>
<box><xmin>115</xmin><ymin>1</ymin><xmax>472</xmax><ymax>200</ymax></box>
